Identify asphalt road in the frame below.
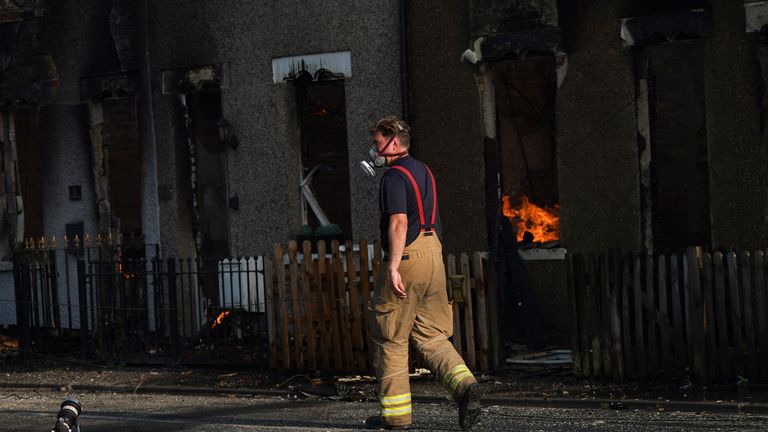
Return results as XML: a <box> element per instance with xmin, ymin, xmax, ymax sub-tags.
<box><xmin>2</xmin><ymin>390</ymin><xmax>768</xmax><ymax>432</ymax></box>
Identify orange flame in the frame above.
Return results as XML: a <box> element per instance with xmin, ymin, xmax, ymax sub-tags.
<box><xmin>116</xmin><ymin>251</ymin><xmax>136</xmax><ymax>280</ymax></box>
<box><xmin>211</xmin><ymin>311</ymin><xmax>232</xmax><ymax>330</ymax></box>
<box><xmin>502</xmin><ymin>195</ymin><xmax>560</xmax><ymax>243</ymax></box>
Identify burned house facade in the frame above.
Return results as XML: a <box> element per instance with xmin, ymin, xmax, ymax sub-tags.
<box><xmin>406</xmin><ymin>0</ymin><xmax>768</xmax><ymax>256</ymax></box>
<box><xmin>403</xmin><ymin>0</ymin><xmax>768</xmax><ymax>345</ymax></box>
<box><xmin>149</xmin><ymin>2</ymin><xmax>405</xmax><ymax>259</ymax></box>
<box><xmin>0</xmin><ymin>0</ymin><xmax>404</xmax><ymax>326</ymax></box>
<box><xmin>2</xmin><ymin>0</ymin><xmax>768</xmax><ymax>344</ymax></box>
<box><xmin>557</xmin><ymin>0</ymin><xmax>768</xmax><ymax>254</ymax></box>
<box><xmin>0</xmin><ymin>0</ymin><xmax>405</xmax><ymax>255</ymax></box>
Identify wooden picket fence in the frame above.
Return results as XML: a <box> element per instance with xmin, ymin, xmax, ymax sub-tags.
<box><xmin>263</xmin><ymin>239</ymin><xmax>493</xmax><ymax>372</ymax></box>
<box><xmin>569</xmin><ymin>247</ymin><xmax>768</xmax><ymax>383</ymax></box>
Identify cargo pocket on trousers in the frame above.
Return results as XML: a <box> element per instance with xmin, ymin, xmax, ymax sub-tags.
<box><xmin>368</xmin><ymin>298</ymin><xmax>400</xmax><ymax>342</ymax></box>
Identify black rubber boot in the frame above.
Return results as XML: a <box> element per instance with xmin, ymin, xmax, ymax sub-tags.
<box><xmin>365</xmin><ymin>415</ymin><xmax>412</xmax><ymax>430</ymax></box>
<box><xmin>458</xmin><ymin>383</ymin><xmax>482</xmax><ymax>431</ymax></box>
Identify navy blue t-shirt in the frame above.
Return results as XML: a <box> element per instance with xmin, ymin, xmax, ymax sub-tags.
<box><xmin>379</xmin><ymin>156</ymin><xmax>442</xmax><ymax>251</ymax></box>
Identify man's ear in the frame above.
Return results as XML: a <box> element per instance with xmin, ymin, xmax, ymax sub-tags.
<box><xmin>391</xmin><ymin>136</ymin><xmax>400</xmax><ymax>150</ymax></box>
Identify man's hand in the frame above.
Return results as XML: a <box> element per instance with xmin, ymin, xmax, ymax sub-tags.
<box><xmin>389</xmin><ymin>267</ymin><xmax>407</xmax><ymax>299</ymax></box>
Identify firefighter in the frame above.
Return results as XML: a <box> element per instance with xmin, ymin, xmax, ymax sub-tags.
<box><xmin>363</xmin><ymin>116</ymin><xmax>482</xmax><ymax>430</ymax></box>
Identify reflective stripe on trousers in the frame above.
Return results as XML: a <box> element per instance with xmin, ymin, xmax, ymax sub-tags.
<box><xmin>379</xmin><ymin>392</ymin><xmax>412</xmax><ymax>418</ymax></box>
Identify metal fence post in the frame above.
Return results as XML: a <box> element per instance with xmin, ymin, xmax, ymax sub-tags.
<box><xmin>77</xmin><ymin>259</ymin><xmax>89</xmax><ymax>359</ymax></box>
<box><xmin>150</xmin><ymin>245</ymin><xmax>161</xmax><ymax>350</ymax></box>
<box><xmin>167</xmin><ymin>258</ymin><xmax>179</xmax><ymax>361</ymax></box>
<box><xmin>13</xmin><ymin>253</ymin><xmax>32</xmax><ymax>365</ymax></box>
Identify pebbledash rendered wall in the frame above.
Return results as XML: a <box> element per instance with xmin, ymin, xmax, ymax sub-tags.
<box><xmin>556</xmin><ymin>0</ymin><xmax>642</xmax><ymax>254</ymax></box>
<box><xmin>705</xmin><ymin>0</ymin><xmax>767</xmax><ymax>250</ymax></box>
<box><xmin>148</xmin><ymin>0</ymin><xmax>402</xmax><ymax>257</ymax></box>
<box><xmin>407</xmin><ymin>0</ymin><xmax>487</xmax><ymax>255</ymax></box>
<box><xmin>35</xmin><ymin>0</ymin><xmax>116</xmax><ymax>245</ymax></box>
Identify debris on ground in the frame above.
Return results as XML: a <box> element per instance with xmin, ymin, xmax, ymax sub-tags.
<box><xmin>505</xmin><ymin>349</ymin><xmax>572</xmax><ymax>368</ymax></box>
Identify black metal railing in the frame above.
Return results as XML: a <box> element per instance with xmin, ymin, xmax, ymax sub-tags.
<box><xmin>12</xmin><ymin>243</ymin><xmax>268</xmax><ymax>366</ymax></box>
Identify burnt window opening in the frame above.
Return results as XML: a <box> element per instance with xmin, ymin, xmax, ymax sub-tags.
<box><xmin>471</xmin><ymin>2</ymin><xmax>559</xmax><ymax>37</ymax></box>
<box><xmin>634</xmin><ymin>0</ymin><xmax>709</xmax><ymax>15</ymax></box>
<box><xmin>185</xmin><ymin>90</ymin><xmax>229</xmax><ymax>257</ymax></box>
<box><xmin>14</xmin><ymin>107</ymin><xmax>44</xmax><ymax>241</ymax></box>
<box><xmin>636</xmin><ymin>39</ymin><xmax>711</xmax><ymax>252</ymax></box>
<box><xmin>102</xmin><ymin>97</ymin><xmax>143</xmax><ymax>258</ymax></box>
<box><xmin>68</xmin><ymin>185</ymin><xmax>82</xmax><ymax>201</ymax></box>
<box><xmin>182</xmin><ymin>89</ymin><xmax>230</xmax><ymax>305</ymax></box>
<box><xmin>494</xmin><ymin>57</ymin><xmax>559</xmax><ymax>244</ymax></box>
<box><xmin>295</xmin><ymin>78</ymin><xmax>351</xmax><ymax>239</ymax></box>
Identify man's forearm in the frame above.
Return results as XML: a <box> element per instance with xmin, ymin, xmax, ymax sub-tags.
<box><xmin>388</xmin><ymin>215</ymin><xmax>408</xmax><ymax>271</ymax></box>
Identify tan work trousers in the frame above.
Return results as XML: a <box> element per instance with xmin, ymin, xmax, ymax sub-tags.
<box><xmin>368</xmin><ymin>232</ymin><xmax>477</xmax><ymax>427</ymax></box>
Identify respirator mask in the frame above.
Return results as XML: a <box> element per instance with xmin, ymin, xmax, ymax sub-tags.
<box><xmin>359</xmin><ymin>146</ymin><xmax>389</xmax><ymax>178</ymax></box>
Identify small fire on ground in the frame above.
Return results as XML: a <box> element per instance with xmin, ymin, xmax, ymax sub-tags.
<box><xmin>502</xmin><ymin>195</ymin><xmax>560</xmax><ymax>243</ymax></box>
<box><xmin>0</xmin><ymin>335</ymin><xmax>17</xmax><ymax>350</ymax></box>
<box><xmin>211</xmin><ymin>311</ymin><xmax>233</xmax><ymax>330</ymax></box>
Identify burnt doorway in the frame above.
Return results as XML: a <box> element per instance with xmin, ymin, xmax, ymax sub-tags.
<box><xmin>494</xmin><ymin>57</ymin><xmax>559</xmax><ymax>244</ymax></box>
<box><xmin>492</xmin><ymin>57</ymin><xmax>558</xmax><ymax>351</ymax></box>
<box><xmin>295</xmin><ymin>78</ymin><xmax>351</xmax><ymax>237</ymax></box>
<box><xmin>102</xmin><ymin>97</ymin><xmax>143</xmax><ymax>258</ymax></box>
<box><xmin>14</xmin><ymin>107</ymin><xmax>43</xmax><ymax>240</ymax></box>
<box><xmin>637</xmin><ymin>39</ymin><xmax>711</xmax><ymax>251</ymax></box>
<box><xmin>186</xmin><ymin>90</ymin><xmax>230</xmax><ymax>260</ymax></box>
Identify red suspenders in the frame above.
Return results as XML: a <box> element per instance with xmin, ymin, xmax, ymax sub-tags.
<box><xmin>391</xmin><ymin>164</ymin><xmax>437</xmax><ymax>233</ymax></box>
